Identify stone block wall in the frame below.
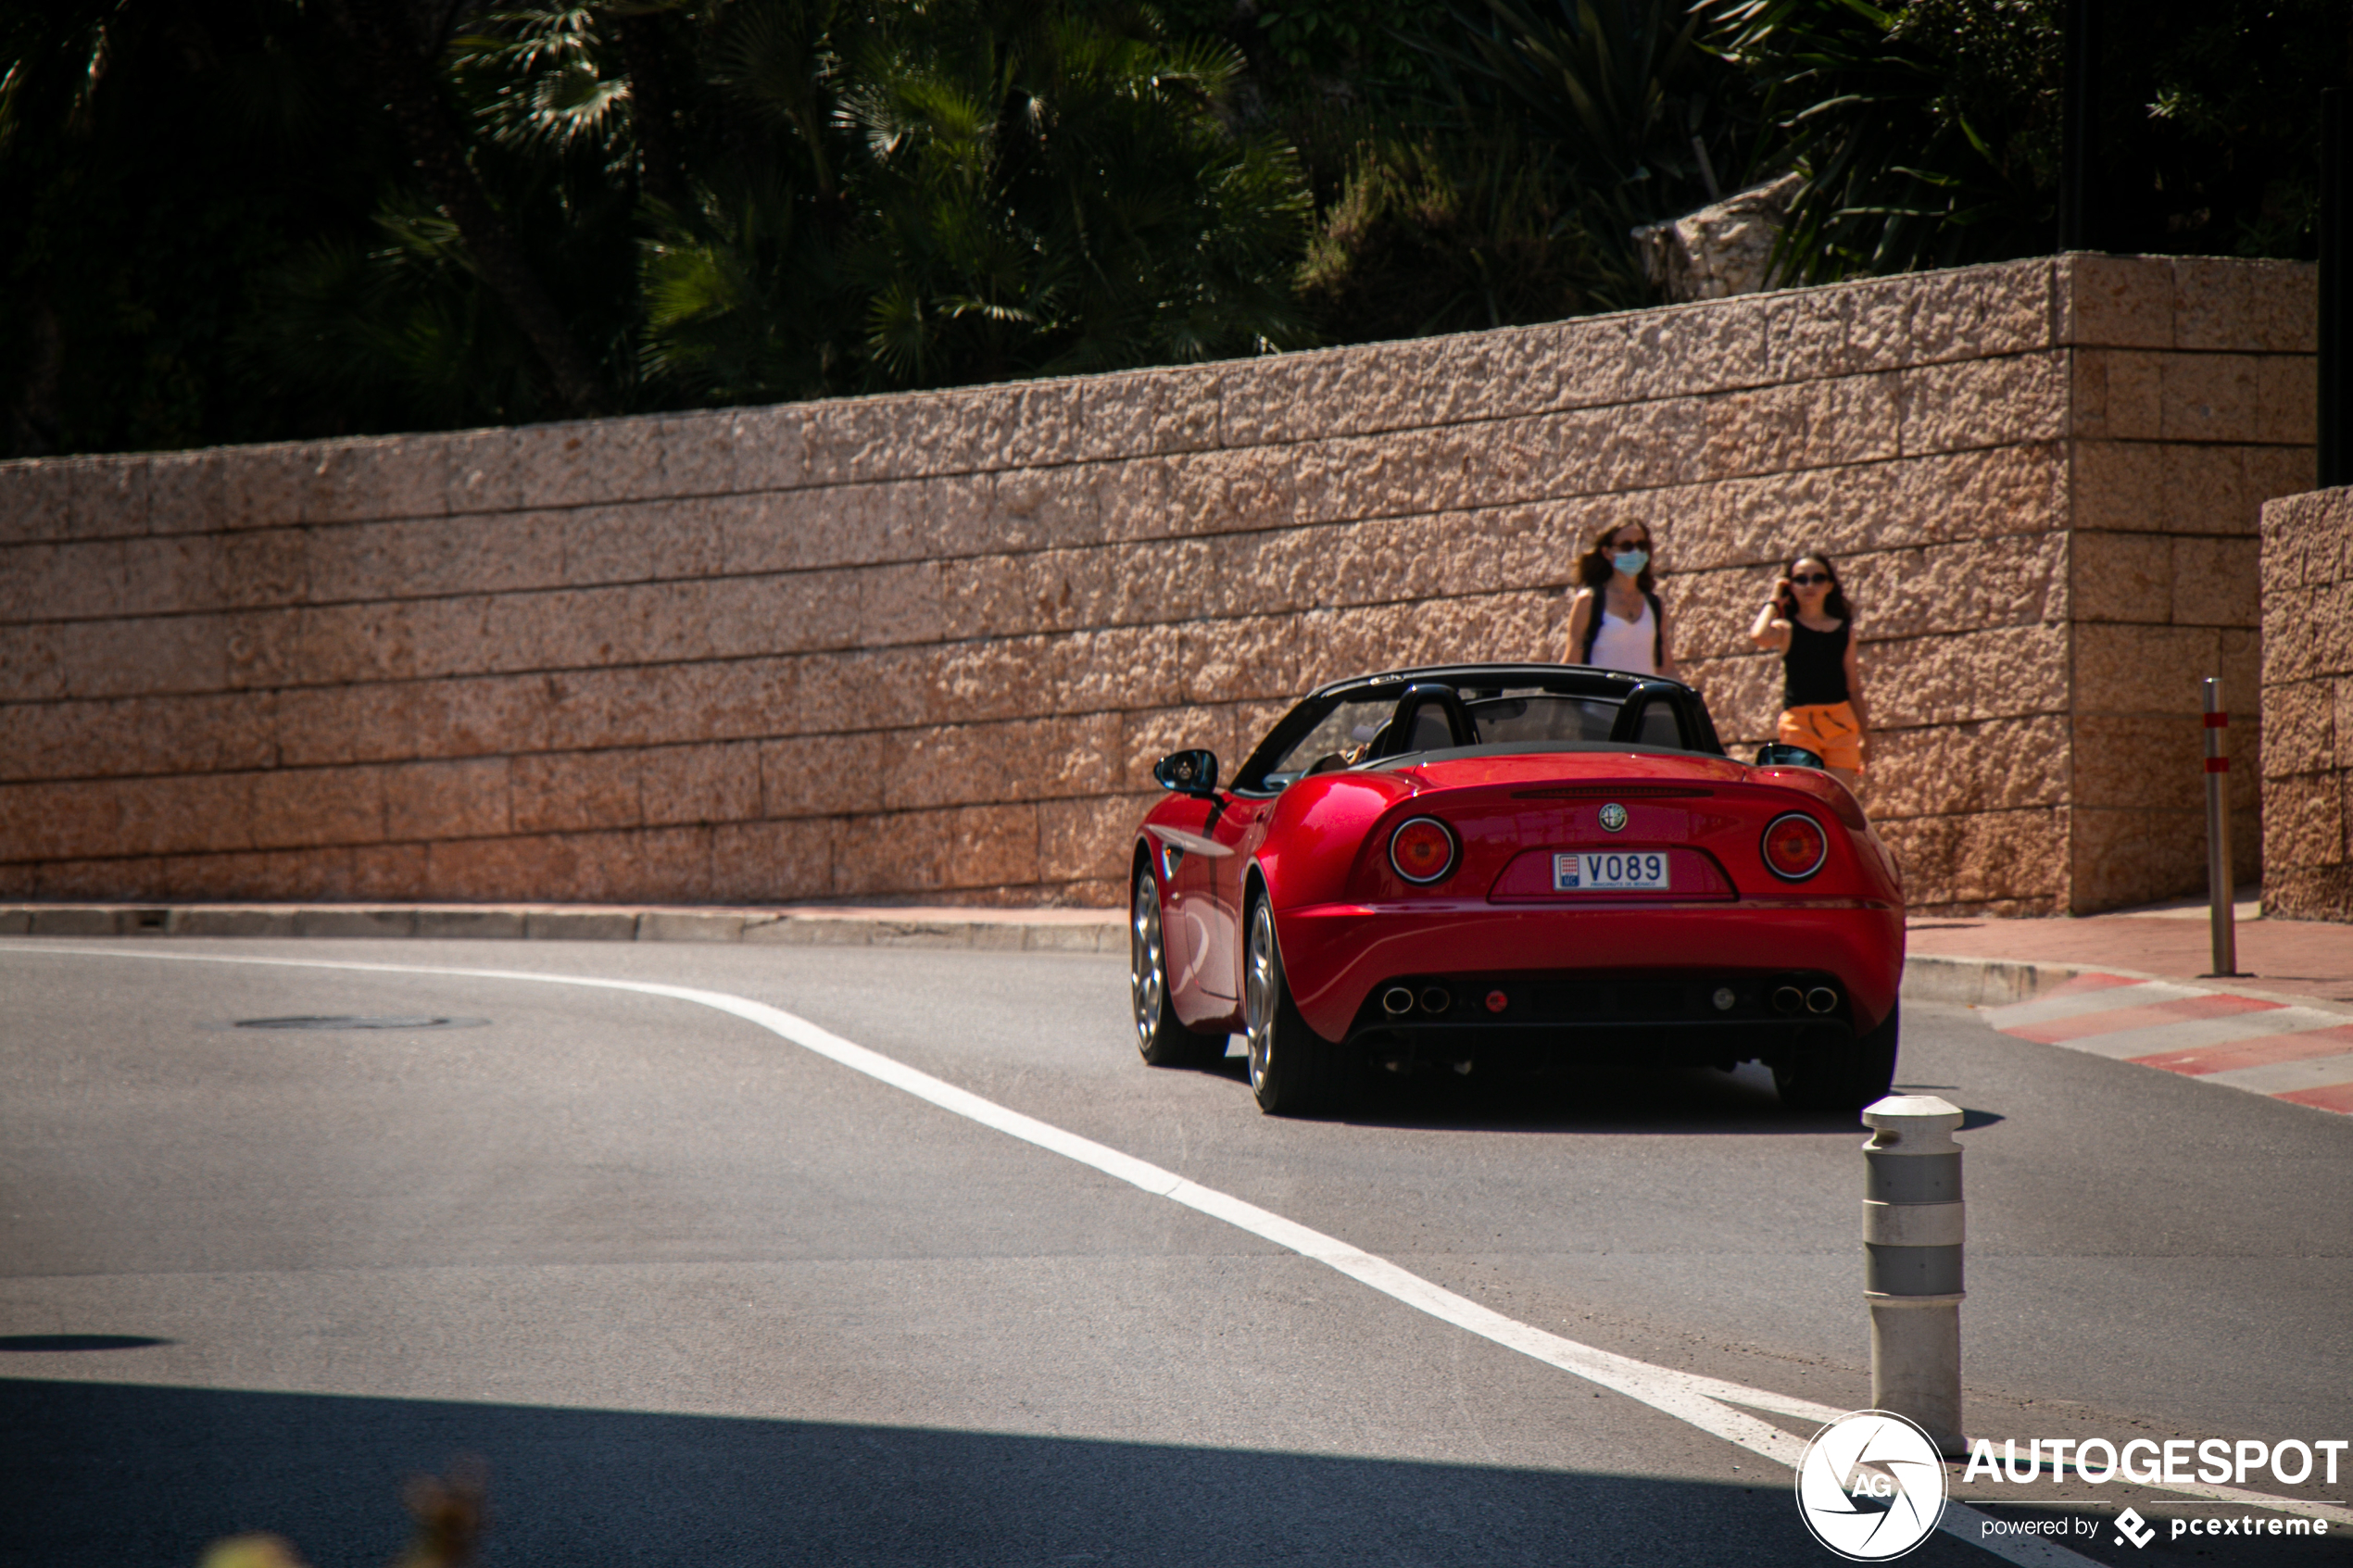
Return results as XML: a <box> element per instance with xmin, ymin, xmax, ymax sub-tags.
<box><xmin>2262</xmin><ymin>485</ymin><xmax>2353</xmax><ymax>921</ymax></box>
<box><xmin>0</xmin><ymin>254</ymin><xmax>2314</xmax><ymax>913</ymax></box>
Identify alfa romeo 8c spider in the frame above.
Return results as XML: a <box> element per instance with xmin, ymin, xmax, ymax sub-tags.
<box><xmin>1130</xmin><ymin>664</ymin><xmax>1906</xmax><ymax>1117</ymax></box>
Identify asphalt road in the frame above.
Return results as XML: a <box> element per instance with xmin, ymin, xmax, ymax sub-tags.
<box><xmin>2</xmin><ymin>936</ymin><xmax>2347</xmax><ymax>1567</ymax></box>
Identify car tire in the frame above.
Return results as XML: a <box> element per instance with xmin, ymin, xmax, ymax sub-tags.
<box><xmin>1131</xmin><ymin>870</ymin><xmax>1226</xmax><ymax>1068</ymax></box>
<box><xmin>1774</xmin><ymin>1000</ymin><xmax>1900</xmax><ymax>1114</ymax></box>
<box><xmin>1243</xmin><ymin>896</ymin><xmax>1347</xmax><ymax>1116</ymax></box>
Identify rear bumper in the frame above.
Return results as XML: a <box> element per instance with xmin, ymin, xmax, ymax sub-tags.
<box><xmin>1276</xmin><ymin>898</ymin><xmax>1904</xmax><ymax>1044</ymax></box>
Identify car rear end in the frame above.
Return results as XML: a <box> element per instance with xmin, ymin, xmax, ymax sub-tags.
<box><xmin>1272</xmin><ymin>756</ymin><xmax>1904</xmax><ymax>1084</ymax></box>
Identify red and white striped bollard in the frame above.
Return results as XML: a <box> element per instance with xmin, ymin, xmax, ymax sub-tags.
<box><xmin>2203</xmin><ymin>678</ymin><xmax>2237</xmax><ymax>978</ymax></box>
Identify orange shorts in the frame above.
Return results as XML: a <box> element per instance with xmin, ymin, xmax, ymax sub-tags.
<box><xmin>1778</xmin><ymin>702</ymin><xmax>1866</xmax><ymax>771</ymax></box>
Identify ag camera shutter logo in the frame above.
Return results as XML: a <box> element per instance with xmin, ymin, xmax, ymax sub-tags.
<box><xmin>1794</xmin><ymin>1410</ymin><xmax>1949</xmax><ymax>1561</ymax></box>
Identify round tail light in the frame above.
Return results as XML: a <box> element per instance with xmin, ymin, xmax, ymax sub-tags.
<box><xmin>1761</xmin><ymin>813</ymin><xmax>1829</xmax><ymax>880</ymax></box>
<box><xmin>1389</xmin><ymin>817</ymin><xmax>1458</xmax><ymax>884</ymax></box>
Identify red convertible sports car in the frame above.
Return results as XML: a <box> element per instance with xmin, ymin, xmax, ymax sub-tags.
<box><xmin>1130</xmin><ymin>663</ymin><xmax>1906</xmax><ymax>1116</ymax></box>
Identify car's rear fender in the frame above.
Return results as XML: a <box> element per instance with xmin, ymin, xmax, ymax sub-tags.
<box><xmin>1252</xmin><ymin>770</ymin><xmax>1416</xmax><ymax>911</ymax></box>
<box><xmin>1322</xmin><ymin>776</ymin><xmax>1899</xmax><ymax>909</ymax></box>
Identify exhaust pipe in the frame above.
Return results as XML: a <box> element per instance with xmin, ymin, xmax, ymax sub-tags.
<box><xmin>1382</xmin><ymin>986</ymin><xmax>1416</xmax><ymax>1016</ymax></box>
<box><xmin>1771</xmin><ymin>985</ymin><xmax>1805</xmax><ymax>1015</ymax></box>
<box><xmin>1806</xmin><ymin>986</ymin><xmax>1840</xmax><ymax>1014</ymax></box>
<box><xmin>1419</xmin><ymin>985</ymin><xmax>1453</xmax><ymax>1015</ymax></box>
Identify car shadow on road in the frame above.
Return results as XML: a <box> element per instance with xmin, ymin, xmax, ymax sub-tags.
<box><xmin>5</xmin><ymin>1376</ymin><xmax>2001</xmax><ymax>1568</ymax></box>
<box><xmin>1195</xmin><ymin>1050</ymin><xmax>2006</xmax><ymax>1136</ymax></box>
<box><xmin>0</xmin><ymin>1334</ymin><xmax>174</xmax><ymax>1352</ymax></box>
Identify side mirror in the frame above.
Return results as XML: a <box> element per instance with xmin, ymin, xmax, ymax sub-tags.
<box><xmin>1152</xmin><ymin>749</ymin><xmax>1220</xmax><ymax>796</ymax></box>
<box><xmin>1755</xmin><ymin>742</ymin><xmax>1827</xmax><ymax>770</ymax></box>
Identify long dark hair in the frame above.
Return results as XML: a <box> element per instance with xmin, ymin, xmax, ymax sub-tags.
<box><xmin>1780</xmin><ymin>551</ymin><xmax>1856</xmax><ymax>621</ymax></box>
<box><xmin>1575</xmin><ymin>519</ymin><xmax>1657</xmax><ymax>594</ymax></box>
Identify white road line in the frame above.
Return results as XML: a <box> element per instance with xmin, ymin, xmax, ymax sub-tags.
<box><xmin>1982</xmin><ymin>981</ymin><xmax>2204</xmax><ymax>1031</ymax></box>
<box><xmin>23</xmin><ymin>944</ymin><xmax>2347</xmax><ymax>1553</ymax></box>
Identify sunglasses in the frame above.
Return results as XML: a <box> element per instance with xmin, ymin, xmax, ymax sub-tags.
<box><xmin>1790</xmin><ymin>572</ymin><xmax>1832</xmax><ymax>585</ymax></box>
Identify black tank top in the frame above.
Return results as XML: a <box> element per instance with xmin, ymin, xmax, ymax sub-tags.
<box><xmin>1782</xmin><ymin>619</ymin><xmax>1851</xmax><ymax>708</ymax></box>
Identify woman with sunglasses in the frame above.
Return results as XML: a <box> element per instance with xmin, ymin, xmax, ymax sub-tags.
<box><xmin>1564</xmin><ymin>520</ymin><xmax>1679</xmax><ymax>679</ymax></box>
<box><xmin>1749</xmin><ymin>553</ymin><xmax>1870</xmax><ymax>788</ymax></box>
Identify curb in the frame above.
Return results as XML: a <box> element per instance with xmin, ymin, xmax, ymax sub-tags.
<box><xmin>0</xmin><ymin>905</ymin><xmax>2296</xmax><ymax>1010</ymax></box>
<box><xmin>1897</xmin><ymin>954</ymin><xmax>2086</xmax><ymax>1009</ymax></box>
<box><xmin>1900</xmin><ymin>951</ymin><xmax>2353</xmax><ymax>1018</ymax></box>
<box><xmin>0</xmin><ymin>903</ymin><xmax>1127</xmax><ymax>954</ymax></box>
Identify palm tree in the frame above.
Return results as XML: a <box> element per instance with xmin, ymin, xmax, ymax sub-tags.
<box><xmin>1411</xmin><ymin>0</ymin><xmax>1768</xmax><ymax>282</ymax></box>
<box><xmin>635</xmin><ymin>0</ymin><xmax>1314</xmax><ymax>396</ymax></box>
<box><xmin>252</xmin><ymin>0</ymin><xmax>1314</xmax><ymax>420</ymax></box>
<box><xmin>1699</xmin><ymin>0</ymin><xmax>2058</xmax><ymax>283</ymax></box>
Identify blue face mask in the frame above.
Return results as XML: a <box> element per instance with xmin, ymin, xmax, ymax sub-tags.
<box><xmin>1612</xmin><ymin>548</ymin><xmax>1649</xmax><ymax>576</ymax></box>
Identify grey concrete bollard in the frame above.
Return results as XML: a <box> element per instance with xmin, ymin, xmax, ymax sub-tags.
<box><xmin>1861</xmin><ymin>1094</ymin><xmax>1967</xmax><ymax>1456</ymax></box>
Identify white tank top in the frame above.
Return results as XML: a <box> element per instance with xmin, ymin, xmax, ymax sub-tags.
<box><xmin>1588</xmin><ymin>596</ymin><xmax>1656</xmax><ymax>676</ymax></box>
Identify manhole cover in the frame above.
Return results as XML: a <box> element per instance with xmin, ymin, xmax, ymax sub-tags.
<box><xmin>233</xmin><ymin>1015</ymin><xmax>490</xmax><ymax>1031</ymax></box>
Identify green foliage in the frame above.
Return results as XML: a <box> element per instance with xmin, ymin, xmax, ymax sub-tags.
<box><xmin>263</xmin><ymin>0</ymin><xmax>1313</xmax><ymax>422</ymax></box>
<box><xmin>1296</xmin><ymin>132</ymin><xmax>1615</xmax><ymax>338</ymax></box>
<box><xmin>2099</xmin><ymin>0</ymin><xmax>2347</xmax><ymax>259</ymax></box>
<box><xmin>1283</xmin><ymin>0</ymin><xmax>1769</xmax><ymax>322</ymax></box>
<box><xmin>235</xmin><ymin>2</ymin><xmax>660</xmax><ymax>432</ymax></box>
<box><xmin>1426</xmin><ymin>0</ymin><xmax>1766</xmax><ymax>223</ymax></box>
<box><xmin>239</xmin><ymin>207</ymin><xmax>560</xmax><ymax>430</ymax></box>
<box><xmin>1155</xmin><ymin>0</ymin><xmax>1458</xmax><ymax>99</ymax></box>
<box><xmin>0</xmin><ymin>1</ymin><xmax>397</xmax><ymax>454</ymax></box>
<box><xmin>1703</xmin><ymin>0</ymin><xmax>2059</xmax><ymax>282</ymax></box>
<box><xmin>1251</xmin><ymin>0</ymin><xmax>1453</xmax><ymax>94</ymax></box>
<box><xmin>1</xmin><ymin>0</ymin><xmax>1312</xmax><ymax>449</ymax></box>
<box><xmin>1705</xmin><ymin>0</ymin><xmax>2347</xmax><ymax>283</ymax></box>
<box><xmin>3</xmin><ymin>0</ymin><xmax>2341</xmax><ymax>453</ymax></box>
<box><xmin>816</xmin><ymin>4</ymin><xmax>1315</xmax><ymax>385</ymax></box>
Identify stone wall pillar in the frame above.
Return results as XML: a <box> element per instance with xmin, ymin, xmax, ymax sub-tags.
<box><xmin>2060</xmin><ymin>256</ymin><xmax>2312</xmax><ymax>909</ymax></box>
<box><xmin>2260</xmin><ymin>484</ymin><xmax>2353</xmax><ymax>920</ymax></box>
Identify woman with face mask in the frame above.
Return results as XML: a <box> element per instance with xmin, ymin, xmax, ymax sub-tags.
<box><xmin>1564</xmin><ymin>521</ymin><xmax>1678</xmax><ymax>678</ymax></box>
<box><xmin>1749</xmin><ymin>551</ymin><xmax>1870</xmax><ymax>788</ymax></box>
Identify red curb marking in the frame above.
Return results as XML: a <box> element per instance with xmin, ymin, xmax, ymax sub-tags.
<box><xmin>2131</xmin><ymin>1024</ymin><xmax>2353</xmax><ymax>1076</ymax></box>
<box><xmin>2273</xmin><ymin>1082</ymin><xmax>2353</xmax><ymax>1114</ymax></box>
<box><xmin>2006</xmin><ymin>992</ymin><xmax>2283</xmax><ymax>1045</ymax></box>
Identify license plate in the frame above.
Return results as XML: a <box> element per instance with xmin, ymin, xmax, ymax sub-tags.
<box><xmin>1554</xmin><ymin>850</ymin><xmax>1669</xmax><ymax>892</ymax></box>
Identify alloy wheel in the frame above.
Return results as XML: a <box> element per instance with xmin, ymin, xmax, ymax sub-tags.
<box><xmin>1245</xmin><ymin>901</ymin><xmax>1276</xmax><ymax>1093</ymax></box>
<box><xmin>1131</xmin><ymin>875</ymin><xmax>1166</xmax><ymax>1056</ymax></box>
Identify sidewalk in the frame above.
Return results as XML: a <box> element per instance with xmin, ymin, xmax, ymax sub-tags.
<box><xmin>1906</xmin><ymin>894</ymin><xmax>2353</xmax><ymax>1007</ymax></box>
<box><xmin>7</xmin><ymin>896</ymin><xmax>2350</xmax><ymax>1115</ymax></box>
<box><xmin>1906</xmin><ymin>897</ymin><xmax>2353</xmax><ymax>1117</ymax></box>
